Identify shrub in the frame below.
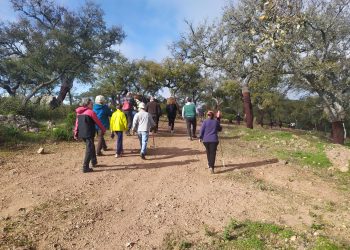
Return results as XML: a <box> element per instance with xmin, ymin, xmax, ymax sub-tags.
<box><xmin>51</xmin><ymin>127</ymin><xmax>72</xmax><ymax>141</ymax></box>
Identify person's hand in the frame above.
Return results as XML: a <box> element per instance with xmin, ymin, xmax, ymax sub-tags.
<box><xmin>111</xmin><ymin>132</ymin><xmax>115</xmax><ymax>139</ymax></box>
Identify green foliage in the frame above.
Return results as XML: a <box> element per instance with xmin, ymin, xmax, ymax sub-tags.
<box><xmin>51</xmin><ymin>128</ymin><xmax>72</xmax><ymax>141</ymax></box>
<box><xmin>277</xmin><ymin>142</ymin><xmax>332</xmax><ymax>168</ymax></box>
<box><xmin>312</xmin><ymin>237</ymin><xmax>342</xmax><ymax>250</ymax></box>
<box><xmin>0</xmin><ymin>125</ymin><xmax>47</xmax><ymax>147</ymax></box>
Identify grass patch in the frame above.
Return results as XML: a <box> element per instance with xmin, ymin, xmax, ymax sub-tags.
<box><xmin>278</xmin><ymin>149</ymin><xmax>332</xmax><ymax>168</ymax></box>
<box><xmin>170</xmin><ymin>219</ymin><xmax>349</xmax><ymax>249</ymax></box>
<box><xmin>312</xmin><ymin>236</ymin><xmax>343</xmax><ymax>250</ymax></box>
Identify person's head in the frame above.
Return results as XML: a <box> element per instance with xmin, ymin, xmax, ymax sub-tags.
<box><xmin>95</xmin><ymin>95</ymin><xmax>105</xmax><ymax>105</ymax></box>
<box><xmin>167</xmin><ymin>97</ymin><xmax>175</xmax><ymax>105</ymax></box>
<box><xmin>81</xmin><ymin>98</ymin><xmax>93</xmax><ymax>109</ymax></box>
<box><xmin>207</xmin><ymin>110</ymin><xmax>214</xmax><ymax>119</ymax></box>
<box><xmin>116</xmin><ymin>103</ymin><xmax>123</xmax><ymax>110</ymax></box>
<box><xmin>186</xmin><ymin>97</ymin><xmax>192</xmax><ymax>103</ymax></box>
<box><xmin>150</xmin><ymin>96</ymin><xmax>155</xmax><ymax>102</ymax></box>
<box><xmin>126</xmin><ymin>92</ymin><xmax>132</xmax><ymax>97</ymax></box>
<box><xmin>138</xmin><ymin>102</ymin><xmax>146</xmax><ymax>111</ymax></box>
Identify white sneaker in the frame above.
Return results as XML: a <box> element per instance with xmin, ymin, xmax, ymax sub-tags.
<box><xmin>115</xmin><ymin>154</ymin><xmax>119</xmax><ymax>158</ymax></box>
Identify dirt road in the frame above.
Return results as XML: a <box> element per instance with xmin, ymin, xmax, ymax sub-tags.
<box><xmin>0</xmin><ymin>119</ymin><xmax>349</xmax><ymax>249</ymax></box>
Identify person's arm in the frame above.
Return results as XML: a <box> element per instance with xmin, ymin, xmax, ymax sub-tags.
<box><xmin>199</xmin><ymin>121</ymin><xmax>206</xmax><ymax>141</ymax></box>
<box><xmin>90</xmin><ymin>110</ymin><xmax>106</xmax><ymax>133</ymax></box>
<box><xmin>132</xmin><ymin>113</ymin><xmax>139</xmax><ymax>132</ymax></box>
<box><xmin>110</xmin><ymin>113</ymin><xmax>114</xmax><ymax>132</ymax></box>
<box><xmin>74</xmin><ymin>116</ymin><xmax>79</xmax><ymax>139</ymax></box>
<box><xmin>122</xmin><ymin>113</ymin><xmax>128</xmax><ymax>131</ymax></box>
<box><xmin>182</xmin><ymin>106</ymin><xmax>185</xmax><ymax>118</ymax></box>
<box><xmin>157</xmin><ymin>103</ymin><xmax>162</xmax><ymax>116</ymax></box>
<box><xmin>217</xmin><ymin>120</ymin><xmax>222</xmax><ymax>132</ymax></box>
<box><xmin>149</xmin><ymin>114</ymin><xmax>156</xmax><ymax>127</ymax></box>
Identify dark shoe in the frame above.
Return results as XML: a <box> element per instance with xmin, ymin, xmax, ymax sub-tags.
<box><xmin>83</xmin><ymin>168</ymin><xmax>94</xmax><ymax>173</ymax></box>
<box><xmin>96</xmin><ymin>152</ymin><xmax>104</xmax><ymax>156</ymax></box>
<box><xmin>103</xmin><ymin>147</ymin><xmax>108</xmax><ymax>151</ymax></box>
<box><xmin>92</xmin><ymin>162</ymin><xmax>98</xmax><ymax>167</ymax></box>
<box><xmin>141</xmin><ymin>153</ymin><xmax>146</xmax><ymax>160</ymax></box>
<box><xmin>193</xmin><ymin>135</ymin><xmax>197</xmax><ymax>139</ymax></box>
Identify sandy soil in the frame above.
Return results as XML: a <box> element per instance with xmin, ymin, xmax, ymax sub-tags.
<box><xmin>0</xmin><ymin>120</ymin><xmax>349</xmax><ymax>249</ymax></box>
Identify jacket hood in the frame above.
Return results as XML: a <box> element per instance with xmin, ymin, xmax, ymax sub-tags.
<box><xmin>76</xmin><ymin>106</ymin><xmax>89</xmax><ymax>114</ymax></box>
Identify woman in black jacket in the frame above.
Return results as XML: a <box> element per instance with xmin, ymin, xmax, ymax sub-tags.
<box><xmin>166</xmin><ymin>97</ymin><xmax>178</xmax><ymax>134</ymax></box>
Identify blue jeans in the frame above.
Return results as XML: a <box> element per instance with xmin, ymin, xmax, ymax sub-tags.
<box><xmin>137</xmin><ymin>131</ymin><xmax>149</xmax><ymax>155</ymax></box>
<box><xmin>115</xmin><ymin>131</ymin><xmax>123</xmax><ymax>155</ymax></box>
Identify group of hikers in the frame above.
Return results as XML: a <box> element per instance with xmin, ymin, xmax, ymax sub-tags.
<box><xmin>74</xmin><ymin>93</ymin><xmax>222</xmax><ymax>174</ymax></box>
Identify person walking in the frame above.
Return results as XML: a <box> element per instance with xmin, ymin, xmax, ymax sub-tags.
<box><xmin>166</xmin><ymin>97</ymin><xmax>178</xmax><ymax>134</ymax></box>
<box><xmin>199</xmin><ymin>110</ymin><xmax>222</xmax><ymax>174</ymax></box>
<box><xmin>93</xmin><ymin>95</ymin><xmax>112</xmax><ymax>156</ymax></box>
<box><xmin>122</xmin><ymin>92</ymin><xmax>137</xmax><ymax>136</ymax></box>
<box><xmin>74</xmin><ymin>98</ymin><xmax>106</xmax><ymax>173</ymax></box>
<box><xmin>146</xmin><ymin>96</ymin><xmax>162</xmax><ymax>133</ymax></box>
<box><xmin>110</xmin><ymin>103</ymin><xmax>128</xmax><ymax>158</ymax></box>
<box><xmin>132</xmin><ymin>102</ymin><xmax>156</xmax><ymax>160</ymax></box>
<box><xmin>182</xmin><ymin>97</ymin><xmax>197</xmax><ymax>140</ymax></box>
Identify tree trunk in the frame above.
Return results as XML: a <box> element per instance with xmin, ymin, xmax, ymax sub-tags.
<box><xmin>50</xmin><ymin>76</ymin><xmax>74</xmax><ymax>109</ymax></box>
<box><xmin>242</xmin><ymin>86</ymin><xmax>253</xmax><ymax>129</ymax></box>
<box><xmin>332</xmin><ymin>121</ymin><xmax>344</xmax><ymax>144</ymax></box>
<box><xmin>68</xmin><ymin>90</ymin><xmax>73</xmax><ymax>106</ymax></box>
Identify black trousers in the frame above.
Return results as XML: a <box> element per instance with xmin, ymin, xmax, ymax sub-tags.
<box><xmin>185</xmin><ymin>117</ymin><xmax>196</xmax><ymax>138</ymax></box>
<box><xmin>124</xmin><ymin>110</ymin><xmax>133</xmax><ymax>132</ymax></box>
<box><xmin>168</xmin><ymin>115</ymin><xmax>176</xmax><ymax>130</ymax></box>
<box><xmin>151</xmin><ymin>114</ymin><xmax>159</xmax><ymax>132</ymax></box>
<box><xmin>83</xmin><ymin>138</ymin><xmax>97</xmax><ymax>171</ymax></box>
<box><xmin>203</xmin><ymin>142</ymin><xmax>219</xmax><ymax>168</ymax></box>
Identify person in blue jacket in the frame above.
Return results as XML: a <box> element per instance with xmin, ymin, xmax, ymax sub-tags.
<box><xmin>93</xmin><ymin>95</ymin><xmax>112</xmax><ymax>156</ymax></box>
<box><xmin>199</xmin><ymin>110</ymin><xmax>222</xmax><ymax>174</ymax></box>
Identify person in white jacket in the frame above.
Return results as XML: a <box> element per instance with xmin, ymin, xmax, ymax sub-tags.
<box><xmin>132</xmin><ymin>102</ymin><xmax>155</xmax><ymax>159</ymax></box>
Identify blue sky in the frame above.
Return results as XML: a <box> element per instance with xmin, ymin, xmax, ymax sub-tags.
<box><xmin>0</xmin><ymin>0</ymin><xmax>230</xmax><ymax>61</ymax></box>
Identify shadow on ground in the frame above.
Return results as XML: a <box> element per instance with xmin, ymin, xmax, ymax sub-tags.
<box><xmin>215</xmin><ymin>158</ymin><xmax>279</xmax><ymax>174</ymax></box>
<box><xmin>93</xmin><ymin>159</ymin><xmax>199</xmax><ymax>172</ymax></box>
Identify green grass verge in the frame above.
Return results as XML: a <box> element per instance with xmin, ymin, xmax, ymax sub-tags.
<box><xmin>163</xmin><ymin>219</ymin><xmax>349</xmax><ymax>249</ymax></box>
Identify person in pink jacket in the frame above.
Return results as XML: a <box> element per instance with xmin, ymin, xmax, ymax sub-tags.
<box><xmin>74</xmin><ymin>98</ymin><xmax>106</xmax><ymax>173</ymax></box>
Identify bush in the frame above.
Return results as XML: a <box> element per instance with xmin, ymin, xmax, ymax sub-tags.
<box><xmin>223</xmin><ymin>113</ymin><xmax>235</xmax><ymax>123</ymax></box>
<box><xmin>51</xmin><ymin>127</ymin><xmax>72</xmax><ymax>141</ymax></box>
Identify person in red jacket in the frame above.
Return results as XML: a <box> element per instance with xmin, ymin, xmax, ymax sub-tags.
<box><xmin>74</xmin><ymin>98</ymin><xmax>106</xmax><ymax>173</ymax></box>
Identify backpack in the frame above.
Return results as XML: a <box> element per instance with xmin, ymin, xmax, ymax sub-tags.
<box><xmin>122</xmin><ymin>100</ymin><xmax>131</xmax><ymax>111</ymax></box>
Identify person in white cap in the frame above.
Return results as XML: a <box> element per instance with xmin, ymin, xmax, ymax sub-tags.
<box><xmin>93</xmin><ymin>95</ymin><xmax>112</xmax><ymax>155</ymax></box>
<box><xmin>131</xmin><ymin>102</ymin><xmax>156</xmax><ymax>159</ymax></box>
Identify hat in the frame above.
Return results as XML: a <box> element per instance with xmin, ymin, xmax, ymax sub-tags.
<box><xmin>138</xmin><ymin>102</ymin><xmax>146</xmax><ymax>110</ymax></box>
<box><xmin>95</xmin><ymin>95</ymin><xmax>105</xmax><ymax>104</ymax></box>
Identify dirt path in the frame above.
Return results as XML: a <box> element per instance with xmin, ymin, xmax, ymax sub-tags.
<box><xmin>1</xmin><ymin>119</ymin><xmax>349</xmax><ymax>249</ymax></box>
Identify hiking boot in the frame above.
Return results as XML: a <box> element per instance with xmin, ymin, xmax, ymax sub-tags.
<box><xmin>140</xmin><ymin>153</ymin><xmax>146</xmax><ymax>160</ymax></box>
<box><xmin>193</xmin><ymin>135</ymin><xmax>197</xmax><ymax>139</ymax></box>
<box><xmin>96</xmin><ymin>152</ymin><xmax>104</xmax><ymax>156</ymax></box>
<box><xmin>83</xmin><ymin>168</ymin><xmax>94</xmax><ymax>173</ymax></box>
<box><xmin>103</xmin><ymin>147</ymin><xmax>108</xmax><ymax>151</ymax></box>
<box><xmin>92</xmin><ymin>162</ymin><xmax>98</xmax><ymax>167</ymax></box>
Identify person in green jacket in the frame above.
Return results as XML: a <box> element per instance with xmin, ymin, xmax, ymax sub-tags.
<box><xmin>110</xmin><ymin>104</ymin><xmax>128</xmax><ymax>158</ymax></box>
<box><xmin>182</xmin><ymin>97</ymin><xmax>197</xmax><ymax>140</ymax></box>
